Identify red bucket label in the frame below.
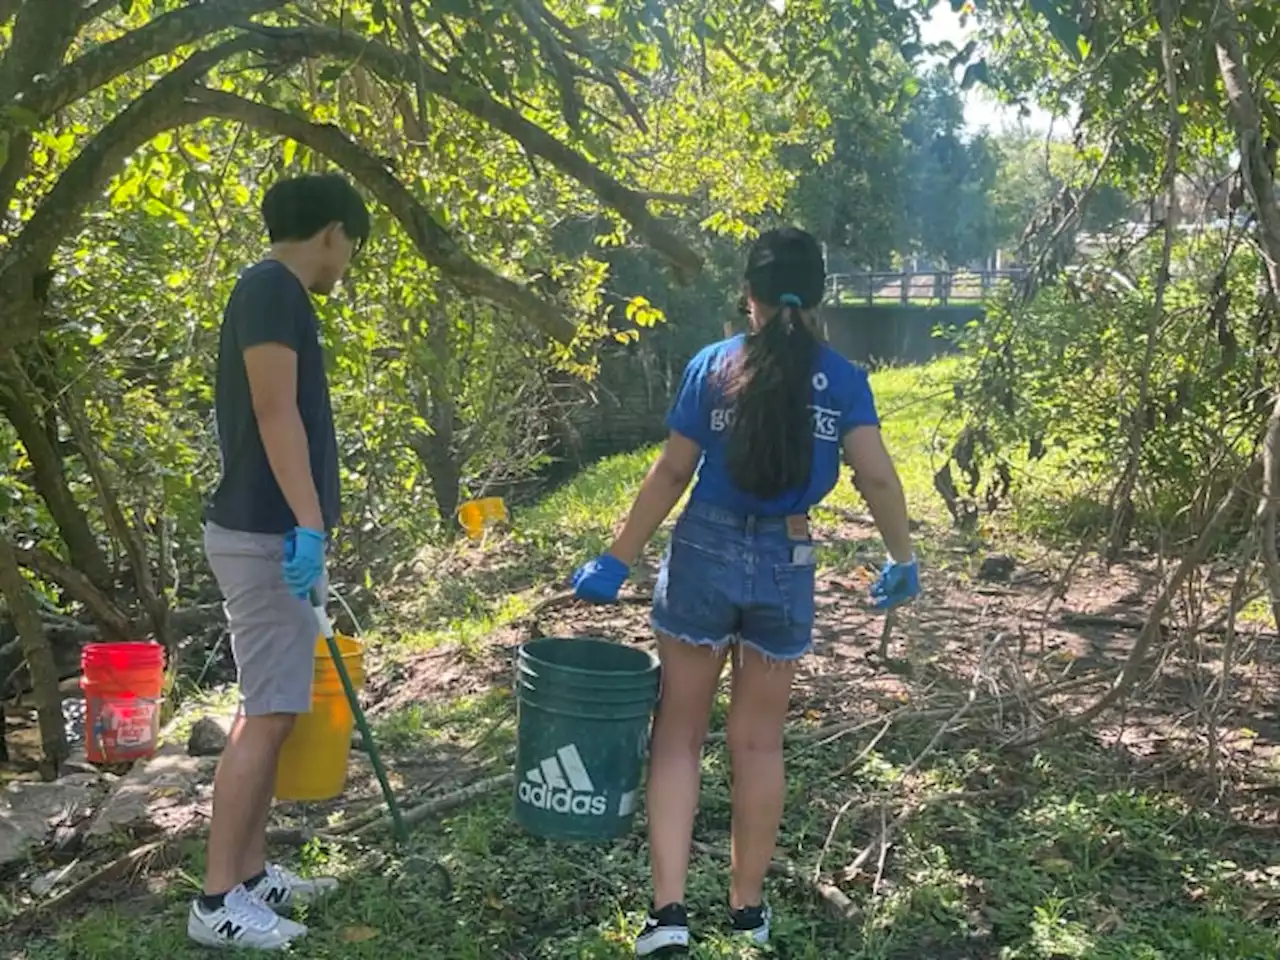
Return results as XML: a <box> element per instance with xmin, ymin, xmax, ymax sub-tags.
<box><xmin>91</xmin><ymin>697</ymin><xmax>159</xmax><ymax>757</ymax></box>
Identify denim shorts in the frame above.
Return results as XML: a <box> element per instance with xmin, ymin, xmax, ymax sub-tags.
<box><xmin>651</xmin><ymin>502</ymin><xmax>817</xmax><ymax>662</ymax></box>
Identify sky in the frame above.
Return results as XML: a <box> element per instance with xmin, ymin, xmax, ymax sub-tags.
<box><xmin>918</xmin><ymin>1</ymin><xmax>1057</xmax><ymax>135</ymax></box>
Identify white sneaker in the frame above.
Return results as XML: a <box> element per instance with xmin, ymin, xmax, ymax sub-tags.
<box><xmin>187</xmin><ymin>884</ymin><xmax>307</xmax><ymax>950</ymax></box>
<box><xmin>248</xmin><ymin>862</ymin><xmax>340</xmax><ymax>913</ymax></box>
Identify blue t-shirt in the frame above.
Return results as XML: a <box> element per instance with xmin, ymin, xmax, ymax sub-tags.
<box><xmin>667</xmin><ymin>335</ymin><xmax>879</xmax><ymax>516</ymax></box>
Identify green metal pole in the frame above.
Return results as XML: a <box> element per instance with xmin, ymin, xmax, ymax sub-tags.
<box><xmin>312</xmin><ymin>597</ymin><xmax>408</xmax><ymax>844</ymax></box>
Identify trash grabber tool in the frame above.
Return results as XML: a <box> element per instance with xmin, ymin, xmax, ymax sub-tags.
<box><xmin>312</xmin><ymin>589</ymin><xmax>408</xmax><ymax>844</ymax></box>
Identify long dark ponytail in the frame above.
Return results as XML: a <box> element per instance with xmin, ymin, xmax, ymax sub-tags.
<box><xmin>725</xmin><ymin>227</ymin><xmax>825</xmax><ymax>500</ymax></box>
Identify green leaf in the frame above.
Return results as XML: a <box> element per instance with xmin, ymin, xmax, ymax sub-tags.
<box><xmin>319</xmin><ymin>64</ymin><xmax>348</xmax><ymax>85</ymax></box>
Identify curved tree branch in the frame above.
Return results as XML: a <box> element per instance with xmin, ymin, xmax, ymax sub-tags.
<box><xmin>12</xmin><ymin>544</ymin><xmax>132</xmax><ymax>640</ymax></box>
<box><xmin>242</xmin><ymin>24</ymin><xmax>702</xmax><ymax>278</ymax></box>
<box><xmin>190</xmin><ymin>88</ymin><xmax>577</xmax><ymax>344</ymax></box>
<box><xmin>0</xmin><ymin>0</ymin><xmax>81</xmax><ymax>228</ymax></box>
<box><xmin>0</xmin><ymin>38</ymin><xmax>256</xmax><ymax>349</ymax></box>
<box><xmin>27</xmin><ymin>0</ymin><xmax>289</xmax><ymax>120</ymax></box>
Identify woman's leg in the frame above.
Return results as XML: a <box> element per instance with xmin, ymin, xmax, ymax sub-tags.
<box><xmin>725</xmin><ymin>646</ymin><xmax>798</xmax><ymax>909</ymax></box>
<box><xmin>648</xmin><ymin>635</ymin><xmax>728</xmax><ymax>908</ymax></box>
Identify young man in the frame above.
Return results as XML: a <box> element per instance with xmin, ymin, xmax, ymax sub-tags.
<box><xmin>190</xmin><ymin>174</ymin><xmax>369</xmax><ymax>950</ymax></box>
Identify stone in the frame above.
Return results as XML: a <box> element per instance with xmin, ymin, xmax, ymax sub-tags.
<box><xmin>31</xmin><ymin>863</ymin><xmax>78</xmax><ymax>898</ymax></box>
<box><xmin>89</xmin><ymin>744</ymin><xmax>217</xmax><ymax>837</ymax></box>
<box><xmin>978</xmin><ymin>554</ymin><xmax>1017</xmax><ymax>582</ymax></box>
<box><xmin>0</xmin><ymin>776</ymin><xmax>99</xmax><ymax>866</ymax></box>
<box><xmin>187</xmin><ymin>717</ymin><xmax>229</xmax><ymax>757</ymax></box>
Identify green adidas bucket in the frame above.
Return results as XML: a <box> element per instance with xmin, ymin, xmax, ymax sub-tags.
<box><xmin>513</xmin><ymin>637</ymin><xmax>660</xmax><ymax>841</ymax></box>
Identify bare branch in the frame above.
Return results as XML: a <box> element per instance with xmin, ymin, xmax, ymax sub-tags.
<box><xmin>242</xmin><ymin>24</ymin><xmax>702</xmax><ymax>278</ymax></box>
<box><xmin>512</xmin><ymin>0</ymin><xmax>584</xmax><ymax>133</ymax></box>
<box><xmin>1214</xmin><ymin>6</ymin><xmax>1280</xmax><ymax>296</ymax></box>
<box><xmin>191</xmin><ymin>89</ymin><xmax>578</xmax><ymax>344</ymax></box>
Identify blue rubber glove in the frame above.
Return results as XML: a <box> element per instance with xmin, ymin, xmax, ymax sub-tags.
<box><xmin>283</xmin><ymin>527</ymin><xmax>327</xmax><ymax>599</ymax></box>
<box><xmin>871</xmin><ymin>557</ymin><xmax>920</xmax><ymax>610</ymax></box>
<box><xmin>571</xmin><ymin>554</ymin><xmax>629</xmax><ymax>604</ymax></box>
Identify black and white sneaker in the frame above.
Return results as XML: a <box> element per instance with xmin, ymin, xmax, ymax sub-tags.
<box><xmin>187</xmin><ymin>884</ymin><xmax>307</xmax><ymax>950</ymax></box>
<box><xmin>729</xmin><ymin>903</ymin><xmax>771</xmax><ymax>945</ymax></box>
<box><xmin>635</xmin><ymin>902</ymin><xmax>690</xmax><ymax>956</ymax></box>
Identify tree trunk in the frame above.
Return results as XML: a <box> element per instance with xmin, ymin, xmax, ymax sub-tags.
<box><xmin>0</xmin><ymin>536</ymin><xmax>67</xmax><ymax>776</ymax></box>
<box><xmin>0</xmin><ymin>358</ymin><xmax>113</xmax><ymax>593</ymax></box>
<box><xmin>408</xmin><ymin>315</ymin><xmax>464</xmax><ymax>534</ymax></box>
<box><xmin>1215</xmin><ymin>5</ymin><xmax>1280</xmax><ymax>627</ymax></box>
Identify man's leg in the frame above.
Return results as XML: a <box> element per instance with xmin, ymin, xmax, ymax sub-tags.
<box><xmin>204</xmin><ymin>712</ymin><xmax>295</xmax><ymax>896</ymax></box>
<box><xmin>190</xmin><ymin>524</ymin><xmax>316</xmax><ymax>950</ymax></box>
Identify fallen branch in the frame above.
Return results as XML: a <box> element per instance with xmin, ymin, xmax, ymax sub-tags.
<box><xmin>691</xmin><ymin>840</ymin><xmax>860</xmax><ymax>922</ymax></box>
<box><xmin>29</xmin><ymin>825</ymin><xmax>310</xmax><ymax>919</ymax></box>
<box><xmin>331</xmin><ymin>719</ymin><xmax>515</xmax><ymax>838</ymax></box>
<box><xmin>351</xmin><ymin>772</ymin><xmax>514</xmax><ymax>839</ymax></box>
<box><xmin>1011</xmin><ymin>474</ymin><xmax>1251</xmax><ymax>746</ymax></box>
<box><xmin>839</xmin><ymin>787</ymin><xmax>1024</xmax><ymax>884</ymax></box>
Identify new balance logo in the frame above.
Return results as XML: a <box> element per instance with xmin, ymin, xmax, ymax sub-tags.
<box><xmin>216</xmin><ymin>919</ymin><xmax>244</xmax><ymax>940</ymax></box>
<box><xmin>260</xmin><ymin>884</ymin><xmax>286</xmax><ymax>905</ymax></box>
<box><xmin>518</xmin><ymin>744</ymin><xmax>608</xmax><ymax>816</ymax></box>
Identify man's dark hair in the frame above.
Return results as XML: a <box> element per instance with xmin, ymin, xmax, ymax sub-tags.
<box><xmin>261</xmin><ymin>174</ymin><xmax>370</xmax><ymax>251</ymax></box>
<box><xmin>724</xmin><ymin>226</ymin><xmax>825</xmax><ymax>500</ymax></box>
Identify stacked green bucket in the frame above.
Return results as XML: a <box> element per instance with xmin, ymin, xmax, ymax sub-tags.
<box><xmin>514</xmin><ymin>637</ymin><xmax>660</xmax><ymax>841</ymax></box>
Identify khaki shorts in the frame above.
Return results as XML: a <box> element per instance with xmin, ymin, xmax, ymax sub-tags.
<box><xmin>204</xmin><ymin>522</ymin><xmax>321</xmax><ymax>716</ymax></box>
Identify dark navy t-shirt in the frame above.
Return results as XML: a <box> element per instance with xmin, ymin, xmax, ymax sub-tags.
<box><xmin>205</xmin><ymin>260</ymin><xmax>340</xmax><ymax>535</ymax></box>
<box><xmin>667</xmin><ymin>335</ymin><xmax>880</xmax><ymax>516</ymax></box>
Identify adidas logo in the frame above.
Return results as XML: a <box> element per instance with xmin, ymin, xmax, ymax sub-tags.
<box><xmin>518</xmin><ymin>744</ymin><xmax>608</xmax><ymax>816</ymax></box>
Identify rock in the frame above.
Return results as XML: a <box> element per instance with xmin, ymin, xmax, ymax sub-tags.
<box><xmin>89</xmin><ymin>745</ymin><xmax>217</xmax><ymax>837</ymax></box>
<box><xmin>31</xmin><ymin>863</ymin><xmax>78</xmax><ymax>898</ymax></box>
<box><xmin>0</xmin><ymin>776</ymin><xmax>100</xmax><ymax>866</ymax></box>
<box><xmin>187</xmin><ymin>717</ymin><xmax>229</xmax><ymax>757</ymax></box>
<box><xmin>978</xmin><ymin>554</ymin><xmax>1016</xmax><ymax>582</ymax></box>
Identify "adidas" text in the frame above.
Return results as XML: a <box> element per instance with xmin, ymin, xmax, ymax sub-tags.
<box><xmin>519</xmin><ymin>744</ymin><xmax>609</xmax><ymax>817</ymax></box>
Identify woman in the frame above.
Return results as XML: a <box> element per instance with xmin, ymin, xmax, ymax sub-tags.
<box><xmin>572</xmin><ymin>227</ymin><xmax>919</xmax><ymax>956</ymax></box>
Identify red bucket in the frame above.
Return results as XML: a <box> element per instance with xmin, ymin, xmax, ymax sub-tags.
<box><xmin>81</xmin><ymin>641</ymin><xmax>166</xmax><ymax>764</ymax></box>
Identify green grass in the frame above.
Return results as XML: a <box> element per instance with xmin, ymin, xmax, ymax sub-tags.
<box><xmin>18</xmin><ymin>712</ymin><xmax>1279</xmax><ymax>959</ymax></box>
<box><xmin>17</xmin><ymin>358</ymin><xmax>1278</xmax><ymax>958</ymax></box>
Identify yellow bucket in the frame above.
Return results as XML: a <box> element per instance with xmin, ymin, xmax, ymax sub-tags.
<box><xmin>274</xmin><ymin>632</ymin><xmax>365</xmax><ymax>802</ymax></box>
<box><xmin>457</xmin><ymin>497</ymin><xmax>508</xmax><ymax>540</ymax></box>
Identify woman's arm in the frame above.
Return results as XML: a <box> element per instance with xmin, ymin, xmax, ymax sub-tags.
<box><xmin>607</xmin><ymin>432</ymin><xmax>703</xmax><ymax>565</ymax></box>
<box><xmin>841</xmin><ymin>426</ymin><xmax>913</xmax><ymax>562</ymax></box>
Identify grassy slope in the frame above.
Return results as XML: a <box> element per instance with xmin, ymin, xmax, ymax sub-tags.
<box><xmin>18</xmin><ymin>360</ymin><xmax>1280</xmax><ymax>960</ymax></box>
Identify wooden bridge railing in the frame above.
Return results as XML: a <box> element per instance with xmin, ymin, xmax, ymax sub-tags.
<box><xmin>825</xmin><ymin>269</ymin><xmax>1028</xmax><ymax>306</ymax></box>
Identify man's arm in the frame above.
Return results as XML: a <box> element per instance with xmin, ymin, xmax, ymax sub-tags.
<box><xmin>243</xmin><ymin>343</ymin><xmax>324</xmax><ymax>531</ymax></box>
<box><xmin>842</xmin><ymin>426</ymin><xmax>913</xmax><ymax>562</ymax></box>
